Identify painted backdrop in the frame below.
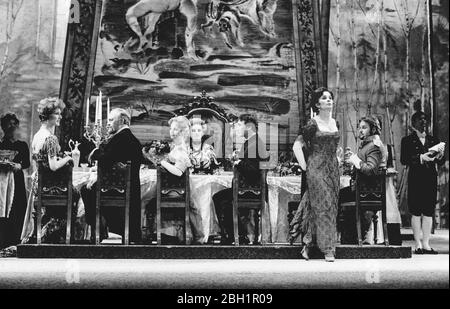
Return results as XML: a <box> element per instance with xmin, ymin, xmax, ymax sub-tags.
<box><xmin>90</xmin><ymin>0</ymin><xmax>298</xmax><ymax>147</ymax></box>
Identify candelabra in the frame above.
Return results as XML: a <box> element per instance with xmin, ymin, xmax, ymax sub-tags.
<box><xmin>83</xmin><ymin>120</ymin><xmax>108</xmax><ymax>148</ymax></box>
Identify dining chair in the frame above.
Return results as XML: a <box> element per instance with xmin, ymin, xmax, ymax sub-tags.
<box><xmin>156</xmin><ymin>166</ymin><xmax>191</xmax><ymax>245</ymax></box>
<box><xmin>232</xmin><ymin>166</ymin><xmax>268</xmax><ymax>246</ymax></box>
<box><xmin>95</xmin><ymin>161</ymin><xmax>131</xmax><ymax>245</ymax></box>
<box><xmin>340</xmin><ymin>168</ymin><xmax>389</xmax><ymax>246</ymax></box>
<box><xmin>35</xmin><ymin>160</ymin><xmax>73</xmax><ymax>244</ymax></box>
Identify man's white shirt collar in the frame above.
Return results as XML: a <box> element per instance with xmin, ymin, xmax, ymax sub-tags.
<box><xmin>114</xmin><ymin>126</ymin><xmax>129</xmax><ymax>135</ymax></box>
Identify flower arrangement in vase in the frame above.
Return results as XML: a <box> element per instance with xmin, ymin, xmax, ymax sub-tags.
<box><xmin>142</xmin><ymin>140</ymin><xmax>171</xmax><ymax>166</ymax></box>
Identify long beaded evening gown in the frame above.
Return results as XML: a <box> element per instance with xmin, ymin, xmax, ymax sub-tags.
<box><xmin>289</xmin><ymin>118</ymin><xmax>340</xmax><ymax>255</ymax></box>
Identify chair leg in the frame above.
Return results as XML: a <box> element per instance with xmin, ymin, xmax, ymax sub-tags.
<box><xmin>185</xmin><ymin>199</ymin><xmax>190</xmax><ymax>245</ymax></box>
<box><xmin>232</xmin><ymin>200</ymin><xmax>239</xmax><ymax>246</ymax></box>
<box><xmin>156</xmin><ymin>202</ymin><xmax>161</xmax><ymax>246</ymax></box>
<box><xmin>66</xmin><ymin>191</ymin><xmax>73</xmax><ymax>245</ymax></box>
<box><xmin>355</xmin><ymin>205</ymin><xmax>362</xmax><ymax>246</ymax></box>
<box><xmin>258</xmin><ymin>210</ymin><xmax>263</xmax><ymax>245</ymax></box>
<box><xmin>124</xmin><ymin>198</ymin><xmax>130</xmax><ymax>246</ymax></box>
<box><xmin>373</xmin><ymin>213</ymin><xmax>378</xmax><ymax>245</ymax></box>
<box><xmin>382</xmin><ymin>211</ymin><xmax>389</xmax><ymax>246</ymax></box>
<box><xmin>36</xmin><ymin>197</ymin><xmax>42</xmax><ymax>245</ymax></box>
<box><xmin>95</xmin><ymin>191</ymin><xmax>101</xmax><ymax>246</ymax></box>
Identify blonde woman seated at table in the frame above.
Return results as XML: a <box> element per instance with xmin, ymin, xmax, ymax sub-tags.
<box><xmin>145</xmin><ymin>116</ymin><xmax>191</xmax><ymax>244</ymax></box>
<box><xmin>159</xmin><ymin>116</ymin><xmax>192</xmax><ymax>176</ymax></box>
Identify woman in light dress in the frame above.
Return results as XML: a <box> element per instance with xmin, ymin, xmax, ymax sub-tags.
<box><xmin>21</xmin><ymin>98</ymin><xmax>74</xmax><ymax>243</ymax></box>
<box><xmin>160</xmin><ymin>116</ymin><xmax>192</xmax><ymax>177</ymax></box>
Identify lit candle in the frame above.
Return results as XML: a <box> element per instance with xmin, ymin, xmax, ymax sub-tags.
<box><xmin>107</xmin><ymin>98</ymin><xmax>110</xmax><ymax>121</ymax></box>
<box><xmin>86</xmin><ymin>98</ymin><xmax>90</xmax><ymax>126</ymax></box>
<box><xmin>99</xmin><ymin>91</ymin><xmax>103</xmax><ymax>124</ymax></box>
<box><xmin>95</xmin><ymin>95</ymin><xmax>99</xmax><ymax>122</ymax></box>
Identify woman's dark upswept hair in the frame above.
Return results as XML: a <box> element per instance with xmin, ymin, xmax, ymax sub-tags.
<box><xmin>0</xmin><ymin>113</ymin><xmax>19</xmax><ymax>132</ymax></box>
<box><xmin>37</xmin><ymin>97</ymin><xmax>65</xmax><ymax>122</ymax></box>
<box><xmin>311</xmin><ymin>87</ymin><xmax>334</xmax><ymax>114</ymax></box>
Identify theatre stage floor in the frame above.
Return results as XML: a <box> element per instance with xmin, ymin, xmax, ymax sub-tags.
<box><xmin>0</xmin><ymin>255</ymin><xmax>448</xmax><ymax>289</ymax></box>
<box><xmin>0</xmin><ymin>230</ymin><xmax>447</xmax><ymax>289</ymax></box>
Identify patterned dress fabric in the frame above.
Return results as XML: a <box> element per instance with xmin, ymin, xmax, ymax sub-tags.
<box><xmin>290</xmin><ymin>119</ymin><xmax>340</xmax><ymax>254</ymax></box>
<box><xmin>33</xmin><ymin>135</ymin><xmax>60</xmax><ymax>168</ymax></box>
<box><xmin>168</xmin><ymin>144</ymin><xmax>192</xmax><ymax>173</ymax></box>
<box><xmin>22</xmin><ymin>132</ymin><xmax>78</xmax><ymax>244</ymax></box>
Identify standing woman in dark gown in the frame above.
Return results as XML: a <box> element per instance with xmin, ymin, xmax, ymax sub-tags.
<box><xmin>290</xmin><ymin>88</ymin><xmax>341</xmax><ymax>262</ymax></box>
<box><xmin>0</xmin><ymin>114</ymin><xmax>30</xmax><ymax>247</ymax></box>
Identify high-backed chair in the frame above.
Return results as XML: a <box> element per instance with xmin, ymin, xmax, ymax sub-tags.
<box><xmin>95</xmin><ymin>161</ymin><xmax>131</xmax><ymax>245</ymax></box>
<box><xmin>340</xmin><ymin>168</ymin><xmax>389</xmax><ymax>246</ymax></box>
<box><xmin>36</xmin><ymin>161</ymin><xmax>73</xmax><ymax>244</ymax></box>
<box><xmin>156</xmin><ymin>166</ymin><xmax>191</xmax><ymax>245</ymax></box>
<box><xmin>175</xmin><ymin>90</ymin><xmax>236</xmax><ymax>164</ymax></box>
<box><xmin>232</xmin><ymin>166</ymin><xmax>268</xmax><ymax>246</ymax></box>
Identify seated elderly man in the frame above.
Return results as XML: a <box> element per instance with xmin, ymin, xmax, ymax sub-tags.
<box><xmin>81</xmin><ymin>108</ymin><xmax>145</xmax><ymax>244</ymax></box>
<box><xmin>339</xmin><ymin>115</ymin><xmax>384</xmax><ymax>244</ymax></box>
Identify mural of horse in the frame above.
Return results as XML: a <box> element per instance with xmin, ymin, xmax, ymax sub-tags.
<box><xmin>125</xmin><ymin>0</ymin><xmax>199</xmax><ymax>57</ymax></box>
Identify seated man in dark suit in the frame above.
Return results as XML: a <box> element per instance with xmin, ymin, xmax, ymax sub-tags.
<box><xmin>213</xmin><ymin>114</ymin><xmax>269</xmax><ymax>245</ymax></box>
<box><xmin>81</xmin><ymin>108</ymin><xmax>144</xmax><ymax>243</ymax></box>
<box><xmin>339</xmin><ymin>115</ymin><xmax>383</xmax><ymax>244</ymax></box>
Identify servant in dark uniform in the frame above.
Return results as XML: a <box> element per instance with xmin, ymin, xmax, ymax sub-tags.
<box><xmin>0</xmin><ymin>114</ymin><xmax>30</xmax><ymax>248</ymax></box>
<box><xmin>81</xmin><ymin>108</ymin><xmax>144</xmax><ymax>243</ymax></box>
<box><xmin>401</xmin><ymin>111</ymin><xmax>445</xmax><ymax>254</ymax></box>
<box><xmin>213</xmin><ymin>114</ymin><xmax>269</xmax><ymax>245</ymax></box>
<box><xmin>339</xmin><ymin>116</ymin><xmax>383</xmax><ymax>244</ymax></box>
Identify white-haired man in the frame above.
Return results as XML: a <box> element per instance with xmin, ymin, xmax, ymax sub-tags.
<box><xmin>81</xmin><ymin>108</ymin><xmax>144</xmax><ymax>244</ymax></box>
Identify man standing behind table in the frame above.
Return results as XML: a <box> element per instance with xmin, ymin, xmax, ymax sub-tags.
<box><xmin>401</xmin><ymin>110</ymin><xmax>445</xmax><ymax>255</ymax></box>
<box><xmin>81</xmin><ymin>108</ymin><xmax>144</xmax><ymax>243</ymax></box>
<box><xmin>213</xmin><ymin>114</ymin><xmax>269</xmax><ymax>245</ymax></box>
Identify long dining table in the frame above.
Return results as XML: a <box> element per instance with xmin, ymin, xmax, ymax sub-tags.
<box><xmin>72</xmin><ymin>166</ymin><xmax>305</xmax><ymax>244</ymax></box>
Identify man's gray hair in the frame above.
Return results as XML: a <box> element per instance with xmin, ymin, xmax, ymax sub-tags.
<box><xmin>111</xmin><ymin>108</ymin><xmax>131</xmax><ymax>126</ymax></box>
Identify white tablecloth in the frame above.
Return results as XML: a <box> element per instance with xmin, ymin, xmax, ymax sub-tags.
<box><xmin>72</xmin><ymin>168</ymin><xmax>304</xmax><ymax>244</ymax></box>
<box><xmin>189</xmin><ymin>173</ymin><xmax>232</xmax><ymax>243</ymax></box>
<box><xmin>73</xmin><ymin>167</ymin><xmax>401</xmax><ymax>244</ymax></box>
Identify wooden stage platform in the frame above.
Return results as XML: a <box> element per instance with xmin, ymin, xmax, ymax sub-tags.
<box><xmin>17</xmin><ymin>244</ymin><xmax>412</xmax><ymax>259</ymax></box>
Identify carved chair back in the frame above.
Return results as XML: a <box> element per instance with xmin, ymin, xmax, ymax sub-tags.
<box><xmin>95</xmin><ymin>161</ymin><xmax>131</xmax><ymax>245</ymax></box>
<box><xmin>232</xmin><ymin>165</ymin><xmax>268</xmax><ymax>245</ymax></box>
<box><xmin>156</xmin><ymin>166</ymin><xmax>191</xmax><ymax>245</ymax></box>
<box><xmin>36</xmin><ymin>160</ymin><xmax>73</xmax><ymax>244</ymax></box>
<box><xmin>340</xmin><ymin>168</ymin><xmax>389</xmax><ymax>246</ymax></box>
